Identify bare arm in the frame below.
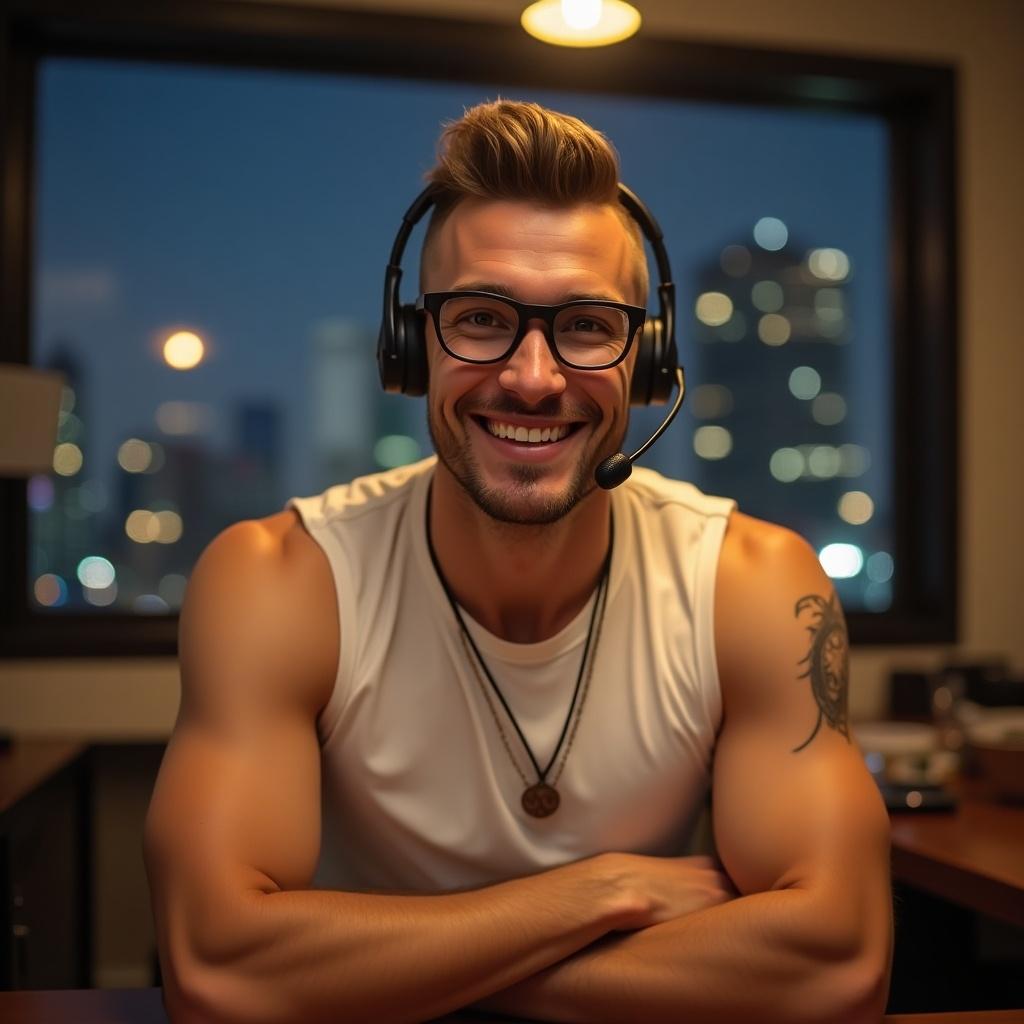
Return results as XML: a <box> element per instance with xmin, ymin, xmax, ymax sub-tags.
<box><xmin>143</xmin><ymin>517</ymin><xmax>713</xmax><ymax>1024</ymax></box>
<box><xmin>474</xmin><ymin>515</ymin><xmax>893</xmax><ymax>1023</ymax></box>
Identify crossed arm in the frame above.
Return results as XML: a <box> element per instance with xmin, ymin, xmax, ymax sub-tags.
<box><xmin>145</xmin><ymin>514</ymin><xmax>891</xmax><ymax>1023</ymax></box>
<box><xmin>471</xmin><ymin>514</ymin><xmax>893</xmax><ymax>1023</ymax></box>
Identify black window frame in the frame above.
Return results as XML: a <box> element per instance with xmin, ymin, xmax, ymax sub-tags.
<box><xmin>0</xmin><ymin>0</ymin><xmax>958</xmax><ymax>656</ymax></box>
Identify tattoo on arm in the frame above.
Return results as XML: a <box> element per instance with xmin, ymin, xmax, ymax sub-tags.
<box><xmin>792</xmin><ymin>593</ymin><xmax>850</xmax><ymax>753</ymax></box>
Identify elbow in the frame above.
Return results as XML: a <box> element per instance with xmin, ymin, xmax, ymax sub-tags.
<box><xmin>816</xmin><ymin>923</ymin><xmax>892</xmax><ymax>1024</ymax></box>
<box><xmin>164</xmin><ymin>954</ymin><xmax>285</xmax><ymax>1024</ymax></box>
<box><xmin>159</xmin><ymin>939</ymin><xmax>246</xmax><ymax>1024</ymax></box>
<box><xmin>153</xmin><ymin>900</ymin><xmax>278</xmax><ymax>1024</ymax></box>
<box><xmin>797</xmin><ymin>906</ymin><xmax>893</xmax><ymax>1024</ymax></box>
<box><xmin>830</xmin><ymin>952</ymin><xmax>891</xmax><ymax>1024</ymax></box>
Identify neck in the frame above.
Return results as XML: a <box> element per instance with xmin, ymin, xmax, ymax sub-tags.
<box><xmin>428</xmin><ymin>463</ymin><xmax>612</xmax><ymax>643</ymax></box>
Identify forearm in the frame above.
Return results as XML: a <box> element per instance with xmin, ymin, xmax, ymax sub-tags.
<box><xmin>164</xmin><ymin>855</ymin><xmax>636</xmax><ymax>1024</ymax></box>
<box><xmin>477</xmin><ymin>886</ymin><xmax>892</xmax><ymax>1024</ymax></box>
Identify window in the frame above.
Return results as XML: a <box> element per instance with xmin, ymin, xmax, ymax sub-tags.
<box><xmin>0</xmin><ymin>4</ymin><xmax>957</xmax><ymax>653</ymax></box>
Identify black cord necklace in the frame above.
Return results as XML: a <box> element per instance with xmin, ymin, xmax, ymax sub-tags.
<box><xmin>425</xmin><ymin>485</ymin><xmax>613</xmax><ymax>818</ymax></box>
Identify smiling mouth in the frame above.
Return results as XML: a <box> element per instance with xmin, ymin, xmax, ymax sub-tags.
<box><xmin>474</xmin><ymin>417</ymin><xmax>583</xmax><ymax>445</ymax></box>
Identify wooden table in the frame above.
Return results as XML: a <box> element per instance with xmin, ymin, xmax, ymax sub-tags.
<box><xmin>0</xmin><ymin>988</ymin><xmax>1020</xmax><ymax>1023</ymax></box>
<box><xmin>889</xmin><ymin>781</ymin><xmax>1024</xmax><ymax>928</ymax></box>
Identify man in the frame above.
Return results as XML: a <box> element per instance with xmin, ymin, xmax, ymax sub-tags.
<box><xmin>144</xmin><ymin>100</ymin><xmax>892</xmax><ymax>1023</ymax></box>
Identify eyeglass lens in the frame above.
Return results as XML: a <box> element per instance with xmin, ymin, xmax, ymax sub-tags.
<box><xmin>438</xmin><ymin>295</ymin><xmax>630</xmax><ymax>367</ymax></box>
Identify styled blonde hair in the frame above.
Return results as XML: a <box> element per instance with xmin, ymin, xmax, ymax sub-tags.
<box><xmin>421</xmin><ymin>99</ymin><xmax>648</xmax><ymax>303</ymax></box>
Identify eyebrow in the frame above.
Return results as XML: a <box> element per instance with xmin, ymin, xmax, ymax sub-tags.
<box><xmin>451</xmin><ymin>281</ymin><xmax>626</xmax><ymax>304</ymax></box>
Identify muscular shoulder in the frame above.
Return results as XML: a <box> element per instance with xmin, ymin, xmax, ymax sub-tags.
<box><xmin>178</xmin><ymin>510</ymin><xmax>338</xmax><ymax>720</ymax></box>
<box><xmin>714</xmin><ymin>512</ymin><xmax>846</xmax><ymax>728</ymax></box>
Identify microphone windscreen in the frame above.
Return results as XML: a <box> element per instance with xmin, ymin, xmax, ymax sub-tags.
<box><xmin>595</xmin><ymin>452</ymin><xmax>632</xmax><ymax>490</ymax></box>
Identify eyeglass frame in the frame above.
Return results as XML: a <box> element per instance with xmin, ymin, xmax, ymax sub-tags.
<box><xmin>416</xmin><ymin>290</ymin><xmax>647</xmax><ymax>371</ymax></box>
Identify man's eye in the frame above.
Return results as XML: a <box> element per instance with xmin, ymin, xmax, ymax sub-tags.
<box><xmin>470</xmin><ymin>312</ymin><xmax>496</xmax><ymax>327</ymax></box>
<box><xmin>569</xmin><ymin>318</ymin><xmax>604</xmax><ymax>333</ymax></box>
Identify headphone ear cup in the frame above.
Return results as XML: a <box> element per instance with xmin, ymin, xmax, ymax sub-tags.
<box><xmin>630</xmin><ymin>318</ymin><xmax>662</xmax><ymax>406</ymax></box>
<box><xmin>398</xmin><ymin>303</ymin><xmax>428</xmax><ymax>397</ymax></box>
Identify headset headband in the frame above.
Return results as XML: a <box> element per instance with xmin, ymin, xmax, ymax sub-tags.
<box><xmin>378</xmin><ymin>183</ymin><xmax>679</xmax><ymax>404</ymax></box>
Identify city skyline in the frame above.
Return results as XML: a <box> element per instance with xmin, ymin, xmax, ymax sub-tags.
<box><xmin>29</xmin><ymin>56</ymin><xmax>891</xmax><ymax>613</ymax></box>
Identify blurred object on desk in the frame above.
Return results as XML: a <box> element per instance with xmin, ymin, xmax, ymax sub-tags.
<box><xmin>960</xmin><ymin>705</ymin><xmax>1024</xmax><ymax>803</ymax></box>
<box><xmin>854</xmin><ymin>721</ymin><xmax>959</xmax><ymax>785</ymax></box>
<box><xmin>853</xmin><ymin>720</ymin><xmax>960</xmax><ymax>813</ymax></box>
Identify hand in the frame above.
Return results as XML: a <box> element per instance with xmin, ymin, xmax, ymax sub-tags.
<box><xmin>594</xmin><ymin>851</ymin><xmax>739</xmax><ymax>930</ymax></box>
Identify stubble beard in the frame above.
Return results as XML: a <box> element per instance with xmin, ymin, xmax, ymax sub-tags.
<box><xmin>427</xmin><ymin>402</ymin><xmax>626</xmax><ymax>526</ymax></box>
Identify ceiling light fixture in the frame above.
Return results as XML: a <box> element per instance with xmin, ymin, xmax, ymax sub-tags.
<box><xmin>521</xmin><ymin>0</ymin><xmax>641</xmax><ymax>48</ymax></box>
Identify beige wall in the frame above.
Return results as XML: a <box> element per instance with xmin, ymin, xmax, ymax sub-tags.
<box><xmin>1</xmin><ymin>0</ymin><xmax>1021</xmax><ymax>986</ymax></box>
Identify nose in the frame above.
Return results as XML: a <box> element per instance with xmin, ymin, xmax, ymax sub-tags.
<box><xmin>498</xmin><ymin>321</ymin><xmax>567</xmax><ymax>404</ymax></box>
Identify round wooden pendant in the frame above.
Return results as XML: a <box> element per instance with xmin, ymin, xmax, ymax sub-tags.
<box><xmin>522</xmin><ymin>782</ymin><xmax>560</xmax><ymax>818</ymax></box>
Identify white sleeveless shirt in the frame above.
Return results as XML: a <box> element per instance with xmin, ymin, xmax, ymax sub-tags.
<box><xmin>285</xmin><ymin>458</ymin><xmax>735</xmax><ymax>893</ymax></box>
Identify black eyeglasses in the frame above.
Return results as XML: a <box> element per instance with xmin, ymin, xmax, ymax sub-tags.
<box><xmin>417</xmin><ymin>290</ymin><xmax>646</xmax><ymax>370</ymax></box>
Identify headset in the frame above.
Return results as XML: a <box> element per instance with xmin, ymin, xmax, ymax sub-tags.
<box><xmin>377</xmin><ymin>183</ymin><xmax>686</xmax><ymax>489</ymax></box>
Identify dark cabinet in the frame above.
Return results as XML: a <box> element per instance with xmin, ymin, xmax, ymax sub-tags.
<box><xmin>0</xmin><ymin>743</ymin><xmax>91</xmax><ymax>989</ymax></box>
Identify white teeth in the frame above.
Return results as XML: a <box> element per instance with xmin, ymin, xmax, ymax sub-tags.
<box><xmin>486</xmin><ymin>420</ymin><xmax>570</xmax><ymax>444</ymax></box>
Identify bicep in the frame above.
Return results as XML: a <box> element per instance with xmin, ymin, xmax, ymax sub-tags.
<box><xmin>710</xmin><ymin>517</ymin><xmax>890</xmax><ymax>952</ymax></box>
<box><xmin>144</xmin><ymin>521</ymin><xmax>326</xmax><ymax>961</ymax></box>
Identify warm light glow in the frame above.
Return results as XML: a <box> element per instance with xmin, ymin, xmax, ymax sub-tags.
<box><xmin>807</xmin><ymin>248</ymin><xmax>850</xmax><ymax>281</ymax></box>
<box><xmin>695</xmin><ymin>291</ymin><xmax>733</xmax><ymax>327</ymax></box>
<box><xmin>562</xmin><ymin>0</ymin><xmax>601</xmax><ymax>29</ymax></box>
<box><xmin>693</xmin><ymin>426</ymin><xmax>733</xmax><ymax>460</ymax></box>
<box><xmin>521</xmin><ymin>0</ymin><xmax>640</xmax><ymax>46</ymax></box>
<box><xmin>838</xmin><ymin>490</ymin><xmax>874</xmax><ymax>525</ymax></box>
<box><xmin>118</xmin><ymin>438</ymin><xmax>153</xmax><ymax>473</ymax></box>
<box><xmin>163</xmin><ymin>330</ymin><xmax>205</xmax><ymax>370</ymax></box>
<box><xmin>126</xmin><ymin>508</ymin><xmax>183</xmax><ymax>544</ymax></box>
<box><xmin>52</xmin><ymin>442</ymin><xmax>83</xmax><ymax>477</ymax></box>
<box><xmin>126</xmin><ymin>510</ymin><xmax>161</xmax><ymax>544</ymax></box>
<box><xmin>757</xmin><ymin>313</ymin><xmax>791</xmax><ymax>346</ymax></box>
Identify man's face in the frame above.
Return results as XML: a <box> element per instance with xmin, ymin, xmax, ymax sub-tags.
<box><xmin>422</xmin><ymin>198</ymin><xmax>641</xmax><ymax>525</ymax></box>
